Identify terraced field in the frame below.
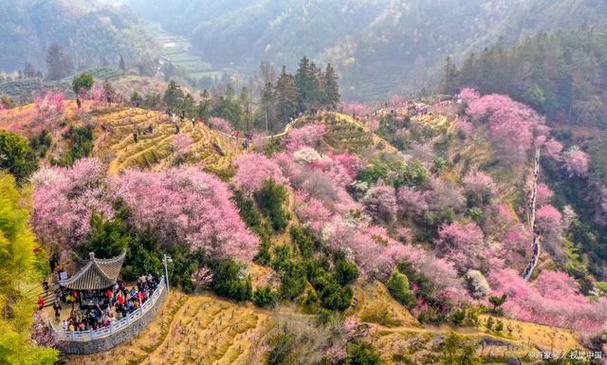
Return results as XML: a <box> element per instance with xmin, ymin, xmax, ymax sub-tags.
<box><xmin>63</xmin><ymin>281</ymin><xmax>584</xmax><ymax>365</ymax></box>
<box><xmin>93</xmin><ymin>107</ymin><xmax>243</xmax><ymax>174</ymax></box>
<box><xmin>293</xmin><ymin>112</ymin><xmax>397</xmax><ymax>154</ymax></box>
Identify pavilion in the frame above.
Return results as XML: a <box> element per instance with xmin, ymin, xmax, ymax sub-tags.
<box><xmin>59</xmin><ymin>251</ymin><xmax>126</xmax><ymax>291</ymax></box>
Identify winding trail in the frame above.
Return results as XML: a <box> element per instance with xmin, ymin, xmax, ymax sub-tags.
<box><xmin>522</xmin><ymin>147</ymin><xmax>542</xmax><ymax>281</ymax></box>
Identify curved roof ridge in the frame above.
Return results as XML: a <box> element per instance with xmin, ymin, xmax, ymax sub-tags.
<box><xmin>58</xmin><ymin>251</ymin><xmax>126</xmax><ymax>290</ymax></box>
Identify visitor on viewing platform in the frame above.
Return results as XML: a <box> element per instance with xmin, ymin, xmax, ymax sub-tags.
<box><xmin>58</xmin><ymin>274</ymin><xmax>159</xmax><ymax>332</ymax></box>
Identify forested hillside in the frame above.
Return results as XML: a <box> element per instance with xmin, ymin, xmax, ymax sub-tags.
<box><xmin>126</xmin><ymin>0</ymin><xmax>607</xmax><ymax>100</ymax></box>
<box><xmin>0</xmin><ymin>0</ymin><xmax>156</xmax><ymax>73</ymax></box>
<box><xmin>443</xmin><ymin>26</ymin><xmax>607</xmax><ymax>127</ymax></box>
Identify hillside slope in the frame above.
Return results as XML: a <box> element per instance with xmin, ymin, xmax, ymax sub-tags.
<box><xmin>125</xmin><ymin>0</ymin><xmax>607</xmax><ymax>100</ymax></box>
<box><xmin>0</xmin><ymin>0</ymin><xmax>156</xmax><ymax>72</ymax></box>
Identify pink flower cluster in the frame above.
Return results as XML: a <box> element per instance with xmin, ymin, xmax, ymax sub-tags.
<box><xmin>282</xmin><ymin>123</ymin><xmax>326</xmax><ymax>151</ymax></box>
<box><xmin>490</xmin><ymin>269</ymin><xmax>607</xmax><ymax>333</ymax></box>
<box><xmin>114</xmin><ymin>167</ymin><xmax>259</xmax><ymax>262</ymax></box>
<box><xmin>31</xmin><ymin>159</ymin><xmax>114</xmax><ymax>248</ymax></box>
<box><xmin>233</xmin><ymin>153</ymin><xmax>286</xmax><ymax>195</ymax></box>
<box><xmin>208</xmin><ymin>117</ymin><xmax>234</xmax><ymax>134</ymax></box>
<box><xmin>465</xmin><ymin>91</ymin><xmax>547</xmax><ymax>164</ymax></box>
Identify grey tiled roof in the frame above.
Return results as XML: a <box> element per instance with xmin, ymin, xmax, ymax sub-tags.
<box><xmin>59</xmin><ymin>252</ymin><xmax>126</xmax><ymax>290</ymax></box>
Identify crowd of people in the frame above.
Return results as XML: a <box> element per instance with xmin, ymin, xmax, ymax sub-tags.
<box><xmin>58</xmin><ymin>275</ymin><xmax>160</xmax><ymax>332</ymax></box>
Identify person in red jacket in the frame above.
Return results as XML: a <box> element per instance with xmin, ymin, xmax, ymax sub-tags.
<box><xmin>38</xmin><ymin>297</ymin><xmax>45</xmax><ymax>310</ymax></box>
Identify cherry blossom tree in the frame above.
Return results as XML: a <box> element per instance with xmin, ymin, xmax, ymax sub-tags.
<box><xmin>542</xmin><ymin>138</ymin><xmax>563</xmax><ymax>161</ymax></box>
<box><xmin>466</xmin><ymin>93</ymin><xmax>546</xmax><ymax>164</ymax></box>
<box><xmin>31</xmin><ymin>158</ymin><xmax>114</xmax><ymax>248</ymax></box>
<box><xmin>114</xmin><ymin>167</ymin><xmax>259</xmax><ymax>262</ymax></box>
<box><xmin>536</xmin><ymin>204</ymin><xmax>563</xmax><ymax>238</ymax></box>
<box><xmin>233</xmin><ymin>153</ymin><xmax>286</xmax><ymax>195</ymax></box>
<box><xmin>435</xmin><ymin>222</ymin><xmax>486</xmax><ymax>273</ymax></box>
<box><xmin>208</xmin><ymin>117</ymin><xmax>234</xmax><ymax>134</ymax></box>
<box><xmin>426</xmin><ymin>177</ymin><xmax>466</xmax><ymax>213</ymax></box>
<box><xmin>463</xmin><ymin>170</ymin><xmax>496</xmax><ymax>206</ymax></box>
<box><xmin>35</xmin><ymin>91</ymin><xmax>65</xmax><ymax>131</ymax></box>
<box><xmin>535</xmin><ymin>183</ymin><xmax>554</xmax><ymax>207</ymax></box>
<box><xmin>459</xmin><ymin>88</ymin><xmax>480</xmax><ymax>104</ymax></box>
<box><xmin>364</xmin><ymin>181</ymin><xmax>397</xmax><ymax>224</ymax></box>
<box><xmin>294</xmin><ymin>192</ymin><xmax>333</xmax><ymax>234</ymax></box>
<box><xmin>339</xmin><ymin>102</ymin><xmax>369</xmax><ymax>117</ymax></box>
<box><xmin>172</xmin><ymin>134</ymin><xmax>193</xmax><ymax>156</ymax></box>
<box><xmin>454</xmin><ymin>118</ymin><xmax>474</xmax><ymax>136</ymax></box>
<box><xmin>282</xmin><ymin>124</ymin><xmax>326</xmax><ymax>151</ymax></box>
<box><xmin>397</xmin><ymin>186</ymin><xmax>429</xmax><ymax>218</ymax></box>
<box><xmin>489</xmin><ymin>269</ymin><xmax>607</xmax><ymax>333</ymax></box>
<box><xmin>563</xmin><ymin>145</ymin><xmax>590</xmax><ymax>177</ymax></box>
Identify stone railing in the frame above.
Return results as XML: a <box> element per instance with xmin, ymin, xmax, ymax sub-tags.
<box><xmin>51</xmin><ymin>277</ymin><xmax>167</xmax><ymax>354</ymax></box>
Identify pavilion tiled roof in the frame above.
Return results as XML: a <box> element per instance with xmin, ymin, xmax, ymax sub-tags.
<box><xmin>59</xmin><ymin>251</ymin><xmax>126</xmax><ymax>290</ymax></box>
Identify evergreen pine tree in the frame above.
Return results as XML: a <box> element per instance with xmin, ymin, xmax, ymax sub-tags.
<box><xmin>163</xmin><ymin>81</ymin><xmax>185</xmax><ymax>111</ymax></box>
<box><xmin>295</xmin><ymin>56</ymin><xmax>320</xmax><ymax>112</ymax></box>
<box><xmin>260</xmin><ymin>81</ymin><xmax>276</xmax><ymax>132</ymax></box>
<box><xmin>276</xmin><ymin>66</ymin><xmax>298</xmax><ymax>124</ymax></box>
<box><xmin>439</xmin><ymin>57</ymin><xmax>458</xmax><ymax>94</ymax></box>
<box><xmin>321</xmin><ymin>63</ymin><xmax>340</xmax><ymax>108</ymax></box>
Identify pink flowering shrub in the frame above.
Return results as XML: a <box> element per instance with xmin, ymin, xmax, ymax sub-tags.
<box><xmin>31</xmin><ymin>159</ymin><xmax>114</xmax><ymax>248</ymax></box>
<box><xmin>563</xmin><ymin>146</ymin><xmax>590</xmax><ymax>177</ymax></box>
<box><xmin>283</xmin><ymin>123</ymin><xmax>326</xmax><ymax>151</ymax></box>
<box><xmin>426</xmin><ymin>177</ymin><xmax>466</xmax><ymax>213</ymax></box>
<box><xmin>454</xmin><ymin>118</ymin><xmax>474</xmax><ymax>136</ymax></box>
<box><xmin>543</xmin><ymin>138</ymin><xmax>563</xmax><ymax>161</ymax></box>
<box><xmin>466</xmin><ymin>93</ymin><xmax>546</xmax><ymax>164</ymax></box>
<box><xmin>536</xmin><ymin>204</ymin><xmax>563</xmax><ymax>239</ymax></box>
<box><xmin>233</xmin><ymin>153</ymin><xmax>286</xmax><ymax>195</ymax></box>
<box><xmin>459</xmin><ymin>88</ymin><xmax>481</xmax><ymax>104</ymax></box>
<box><xmin>490</xmin><ymin>269</ymin><xmax>607</xmax><ymax>333</ymax></box>
<box><xmin>364</xmin><ymin>181</ymin><xmax>398</xmax><ymax>224</ymax></box>
<box><xmin>367</xmin><ymin>118</ymin><xmax>379</xmax><ymax>132</ymax></box>
<box><xmin>436</xmin><ymin>222</ymin><xmax>486</xmax><ymax>273</ymax></box>
<box><xmin>208</xmin><ymin>117</ymin><xmax>234</xmax><ymax>134</ymax></box>
<box><xmin>294</xmin><ymin>192</ymin><xmax>333</xmax><ymax>234</ymax></box>
<box><xmin>172</xmin><ymin>134</ymin><xmax>193</xmax><ymax>155</ymax></box>
<box><xmin>35</xmin><ymin>91</ymin><xmax>65</xmax><ymax>132</ymax></box>
<box><xmin>463</xmin><ymin>170</ymin><xmax>496</xmax><ymax>206</ymax></box>
<box><xmin>397</xmin><ymin>186</ymin><xmax>429</xmax><ymax>217</ymax></box>
<box><xmin>114</xmin><ymin>167</ymin><xmax>259</xmax><ymax>262</ymax></box>
<box><xmin>339</xmin><ymin>102</ymin><xmax>370</xmax><ymax>117</ymax></box>
<box><xmin>535</xmin><ymin>183</ymin><xmax>554</xmax><ymax>207</ymax></box>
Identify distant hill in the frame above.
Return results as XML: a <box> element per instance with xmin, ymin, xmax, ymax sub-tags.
<box><xmin>125</xmin><ymin>0</ymin><xmax>607</xmax><ymax>100</ymax></box>
<box><xmin>0</xmin><ymin>0</ymin><xmax>157</xmax><ymax>73</ymax></box>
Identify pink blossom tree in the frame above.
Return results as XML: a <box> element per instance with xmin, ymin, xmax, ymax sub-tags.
<box><xmin>208</xmin><ymin>117</ymin><xmax>234</xmax><ymax>134</ymax></box>
<box><xmin>282</xmin><ymin>124</ymin><xmax>326</xmax><ymax>151</ymax></box>
<box><xmin>294</xmin><ymin>192</ymin><xmax>333</xmax><ymax>234</ymax></box>
<box><xmin>435</xmin><ymin>222</ymin><xmax>486</xmax><ymax>273</ymax></box>
<box><xmin>397</xmin><ymin>186</ymin><xmax>429</xmax><ymax>218</ymax></box>
<box><xmin>233</xmin><ymin>153</ymin><xmax>286</xmax><ymax>195</ymax></box>
<box><xmin>489</xmin><ymin>269</ymin><xmax>607</xmax><ymax>333</ymax></box>
<box><xmin>535</xmin><ymin>183</ymin><xmax>554</xmax><ymax>207</ymax></box>
<box><xmin>364</xmin><ymin>181</ymin><xmax>398</xmax><ymax>224</ymax></box>
<box><xmin>31</xmin><ymin>158</ymin><xmax>114</xmax><ymax>249</ymax></box>
<box><xmin>463</xmin><ymin>170</ymin><xmax>496</xmax><ymax>206</ymax></box>
<box><xmin>466</xmin><ymin>93</ymin><xmax>546</xmax><ymax>164</ymax></box>
<box><xmin>454</xmin><ymin>118</ymin><xmax>474</xmax><ymax>136</ymax></box>
<box><xmin>563</xmin><ymin>146</ymin><xmax>590</xmax><ymax>177</ymax></box>
<box><xmin>543</xmin><ymin>138</ymin><xmax>563</xmax><ymax>161</ymax></box>
<box><xmin>535</xmin><ymin>204</ymin><xmax>563</xmax><ymax>239</ymax></box>
<box><xmin>172</xmin><ymin>134</ymin><xmax>193</xmax><ymax>156</ymax></box>
<box><xmin>114</xmin><ymin>167</ymin><xmax>259</xmax><ymax>262</ymax></box>
<box><xmin>459</xmin><ymin>88</ymin><xmax>480</xmax><ymax>104</ymax></box>
<box><xmin>35</xmin><ymin>91</ymin><xmax>65</xmax><ymax>131</ymax></box>
<box><xmin>426</xmin><ymin>177</ymin><xmax>466</xmax><ymax>213</ymax></box>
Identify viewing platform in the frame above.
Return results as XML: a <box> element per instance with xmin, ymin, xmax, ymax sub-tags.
<box><xmin>50</xmin><ymin>276</ymin><xmax>167</xmax><ymax>354</ymax></box>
